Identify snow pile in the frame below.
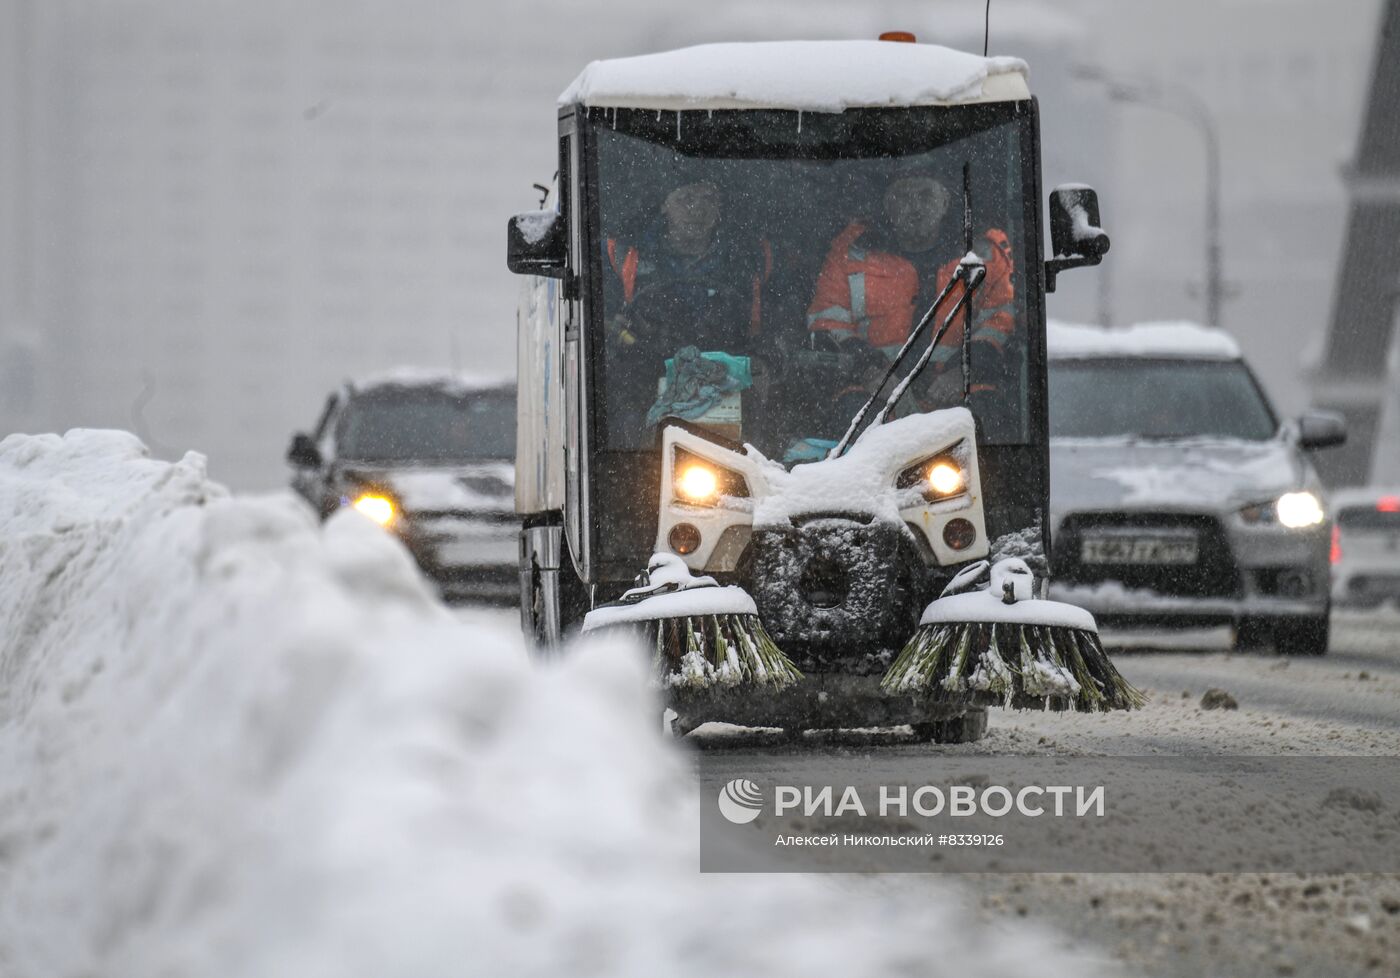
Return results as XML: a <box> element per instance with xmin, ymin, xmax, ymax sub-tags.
<box><xmin>561</xmin><ymin>40</ymin><xmax>1028</xmax><ymax>111</ymax></box>
<box><xmin>0</xmin><ymin>430</ymin><xmax>1099</xmax><ymax>978</ymax></box>
<box><xmin>1047</xmin><ymin>319</ymin><xmax>1241</xmax><ymax>360</ymax></box>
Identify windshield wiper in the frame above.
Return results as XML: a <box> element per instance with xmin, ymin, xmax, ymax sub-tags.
<box><xmin>828</xmin><ymin>254</ymin><xmax>985</xmax><ymax>459</ymax></box>
<box><xmin>828</xmin><ymin>162</ymin><xmax>987</xmax><ymax>460</ymax></box>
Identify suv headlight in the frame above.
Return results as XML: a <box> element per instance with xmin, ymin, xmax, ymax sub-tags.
<box><xmin>349</xmin><ymin>492</ymin><xmax>397</xmax><ymax>526</ymax></box>
<box><xmin>1240</xmin><ymin>491</ymin><xmax>1324</xmax><ymax>529</ymax></box>
<box><xmin>1276</xmin><ymin>491</ymin><xmax>1324</xmax><ymax>528</ymax></box>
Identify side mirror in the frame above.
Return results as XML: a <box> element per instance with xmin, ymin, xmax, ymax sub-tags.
<box><xmin>287</xmin><ymin>432</ymin><xmax>322</xmax><ymax>468</ymax></box>
<box><xmin>1297</xmin><ymin>409</ymin><xmax>1347</xmax><ymax>451</ymax></box>
<box><xmin>1045</xmin><ymin>184</ymin><xmax>1110</xmax><ymax>292</ymax></box>
<box><xmin>507</xmin><ymin>210</ymin><xmax>568</xmax><ymax>278</ymax></box>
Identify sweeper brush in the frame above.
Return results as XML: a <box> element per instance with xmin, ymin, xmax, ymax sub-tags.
<box><xmin>881</xmin><ymin>558</ymin><xmax>1145</xmax><ymax>712</ymax></box>
<box><xmin>582</xmin><ymin>554</ymin><xmax>802</xmax><ymax>691</ymax></box>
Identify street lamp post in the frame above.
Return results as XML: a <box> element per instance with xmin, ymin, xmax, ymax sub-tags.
<box><xmin>1076</xmin><ymin>67</ymin><xmax>1226</xmax><ymax>328</ymax></box>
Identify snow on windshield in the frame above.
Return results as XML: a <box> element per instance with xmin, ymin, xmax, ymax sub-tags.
<box><xmin>561</xmin><ymin>41</ymin><xmax>1028</xmax><ymax>111</ymax></box>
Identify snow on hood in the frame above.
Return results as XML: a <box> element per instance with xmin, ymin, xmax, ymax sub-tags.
<box><xmin>1047</xmin><ymin>320</ymin><xmax>1241</xmax><ymax>361</ymax></box>
<box><xmin>560</xmin><ymin>41</ymin><xmax>1029</xmax><ymax>112</ymax></box>
<box><xmin>0</xmin><ymin>428</ymin><xmax>1099</xmax><ymax>977</ymax></box>
<box><xmin>752</xmin><ymin>407</ymin><xmax>975</xmax><ymax>527</ymax></box>
<box><xmin>1050</xmin><ymin>435</ymin><xmax>1305</xmax><ymax>517</ymax></box>
<box><xmin>351</xmin><ymin>366</ymin><xmax>514</xmax><ymax>395</ymax></box>
<box><xmin>341</xmin><ymin>461</ymin><xmax>515</xmax><ymax>514</ymax></box>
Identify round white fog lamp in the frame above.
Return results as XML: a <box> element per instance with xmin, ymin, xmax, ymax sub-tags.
<box><xmin>352</xmin><ymin>493</ymin><xmax>396</xmax><ymax>526</ymax></box>
<box><xmin>677</xmin><ymin>464</ymin><xmax>719</xmax><ymax>502</ymax></box>
<box><xmin>926</xmin><ymin>460</ymin><xmax>965</xmax><ymax>496</ymax></box>
<box><xmin>1276</xmin><ymin>491</ymin><xmax>1324</xmax><ymax>529</ymax></box>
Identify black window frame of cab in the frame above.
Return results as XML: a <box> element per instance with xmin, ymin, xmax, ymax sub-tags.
<box><xmin>567</xmin><ymin>99</ymin><xmax>1051</xmax><ymax>584</ymax></box>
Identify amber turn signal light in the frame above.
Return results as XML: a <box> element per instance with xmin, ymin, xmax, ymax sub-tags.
<box><xmin>943</xmin><ymin>518</ymin><xmax>977</xmax><ymax>551</ymax></box>
<box><xmin>668</xmin><ymin>523</ymin><xmax>702</xmax><ymax>555</ymax></box>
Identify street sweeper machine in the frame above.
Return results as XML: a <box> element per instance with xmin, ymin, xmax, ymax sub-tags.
<box><xmin>508</xmin><ymin>38</ymin><xmax>1144</xmax><ymax>740</ymax></box>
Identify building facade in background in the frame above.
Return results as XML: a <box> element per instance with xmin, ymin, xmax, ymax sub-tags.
<box><xmin>0</xmin><ymin>0</ymin><xmax>1383</xmax><ymax>489</ymax></box>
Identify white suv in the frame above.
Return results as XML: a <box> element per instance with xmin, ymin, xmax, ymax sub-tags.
<box><xmin>1331</xmin><ymin>488</ymin><xmax>1400</xmax><ymax>610</ymax></box>
<box><xmin>286</xmin><ymin>371</ymin><xmax>518</xmax><ymax>603</ymax></box>
<box><xmin>1046</xmin><ymin>321</ymin><xmax>1345</xmax><ymax>655</ymax></box>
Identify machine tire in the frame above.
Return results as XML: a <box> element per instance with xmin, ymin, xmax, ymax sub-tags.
<box><xmin>1274</xmin><ymin>613</ymin><xmax>1329</xmax><ymax>657</ymax></box>
<box><xmin>913</xmin><ymin>707</ymin><xmax>989</xmax><ymax>744</ymax></box>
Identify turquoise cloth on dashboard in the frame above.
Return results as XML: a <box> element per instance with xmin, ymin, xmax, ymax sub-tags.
<box><xmin>645</xmin><ymin>347</ymin><xmax>751</xmax><ymax>426</ymax></box>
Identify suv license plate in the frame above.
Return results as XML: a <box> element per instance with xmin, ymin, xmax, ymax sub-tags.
<box><xmin>1080</xmin><ymin>536</ymin><xmax>1199</xmax><ymax>565</ymax></box>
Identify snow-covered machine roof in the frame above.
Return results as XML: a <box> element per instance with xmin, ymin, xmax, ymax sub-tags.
<box><xmin>349</xmin><ymin>367</ymin><xmax>515</xmax><ymax>396</ymax></box>
<box><xmin>560</xmin><ymin>41</ymin><xmax>1030</xmax><ymax>112</ymax></box>
<box><xmin>1047</xmin><ymin>321</ymin><xmax>1242</xmax><ymax>361</ymax></box>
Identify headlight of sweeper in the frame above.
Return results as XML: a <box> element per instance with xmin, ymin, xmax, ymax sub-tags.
<box><xmin>350</xmin><ymin>492</ymin><xmax>396</xmax><ymax>527</ymax></box>
<box><xmin>897</xmin><ymin>453</ymin><xmax>967</xmax><ymax>502</ymax></box>
<box><xmin>1240</xmin><ymin>491</ymin><xmax>1325</xmax><ymax>529</ymax></box>
<box><xmin>926</xmin><ymin>460</ymin><xmax>965</xmax><ymax>496</ymax></box>
<box><xmin>672</xmin><ymin>449</ymin><xmax>749</xmax><ymax>506</ymax></box>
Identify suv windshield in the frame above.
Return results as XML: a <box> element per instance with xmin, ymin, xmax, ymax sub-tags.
<box><xmin>589</xmin><ymin>104</ymin><xmax>1032</xmax><ymax>463</ymax></box>
<box><xmin>339</xmin><ymin>387</ymin><xmax>516</xmax><ymax>463</ymax></box>
<box><xmin>1049</xmin><ymin>360</ymin><xmax>1277</xmax><ymax>441</ymax></box>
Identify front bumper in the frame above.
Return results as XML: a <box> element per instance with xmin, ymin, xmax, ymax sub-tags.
<box><xmin>1051</xmin><ymin>510</ymin><xmax>1331</xmax><ymax>627</ymax></box>
<box><xmin>1050</xmin><ymin>582</ymin><xmax>1326</xmax><ymax>628</ymax></box>
<box><xmin>401</xmin><ymin>513</ymin><xmax>519</xmax><ymax>604</ymax></box>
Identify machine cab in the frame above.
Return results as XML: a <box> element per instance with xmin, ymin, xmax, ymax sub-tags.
<box><xmin>511</xmin><ymin>39</ymin><xmax>1106</xmax><ymax>648</ymax></box>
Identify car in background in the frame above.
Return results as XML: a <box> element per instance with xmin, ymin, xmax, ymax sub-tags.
<box><xmin>287</xmin><ymin>371</ymin><xmax>518</xmax><ymax>603</ymax></box>
<box><xmin>1331</xmin><ymin>487</ymin><xmax>1400</xmax><ymax>609</ymax></box>
<box><xmin>1045</xmin><ymin>321</ymin><xmax>1346</xmax><ymax>655</ymax></box>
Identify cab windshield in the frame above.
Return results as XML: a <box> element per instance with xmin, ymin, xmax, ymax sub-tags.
<box><xmin>339</xmin><ymin>387</ymin><xmax>517</xmax><ymax>464</ymax></box>
<box><xmin>588</xmin><ymin>104</ymin><xmax>1032</xmax><ymax>463</ymax></box>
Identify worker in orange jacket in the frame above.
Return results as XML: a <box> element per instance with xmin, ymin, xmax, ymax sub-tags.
<box><xmin>806</xmin><ymin>172</ymin><xmax>1018</xmax><ymax>422</ymax></box>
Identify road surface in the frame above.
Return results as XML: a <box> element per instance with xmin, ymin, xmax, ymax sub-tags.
<box><xmin>685</xmin><ymin>611</ymin><xmax>1400</xmax><ymax>978</ymax></box>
